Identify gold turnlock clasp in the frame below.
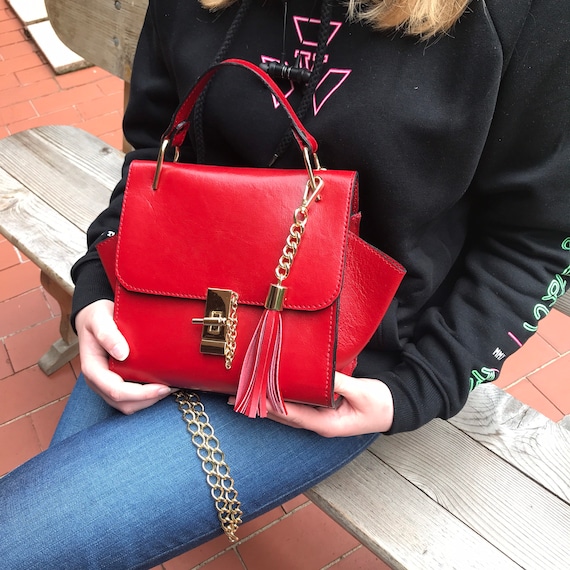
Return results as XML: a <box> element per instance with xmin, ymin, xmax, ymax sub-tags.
<box><xmin>192</xmin><ymin>288</ymin><xmax>239</xmax><ymax>369</ymax></box>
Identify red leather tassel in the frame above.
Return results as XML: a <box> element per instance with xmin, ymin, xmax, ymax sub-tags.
<box><xmin>234</xmin><ymin>308</ymin><xmax>287</xmax><ymax>418</ymax></box>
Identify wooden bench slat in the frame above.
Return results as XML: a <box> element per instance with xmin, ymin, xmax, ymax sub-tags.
<box><xmin>45</xmin><ymin>0</ymin><xmax>147</xmax><ymax>81</ymax></box>
<box><xmin>0</xmin><ymin>166</ymin><xmax>85</xmax><ymax>294</ymax></box>
<box><xmin>372</xmin><ymin>389</ymin><xmax>570</xmax><ymax>569</ymax></box>
<box><xmin>0</xmin><ymin>125</ymin><xmax>125</xmax><ymax>372</ymax></box>
<box><xmin>0</xmin><ymin>126</ymin><xmax>125</xmax><ymax>295</ymax></box>
<box><xmin>307</xmin><ymin>447</ymin><xmax>522</xmax><ymax>570</ymax></box>
<box><xmin>23</xmin><ymin>125</ymin><xmax>123</xmax><ymax>191</ymax></box>
<box><xmin>449</xmin><ymin>383</ymin><xmax>570</xmax><ymax>503</ymax></box>
<box><xmin>0</xmin><ymin>126</ymin><xmax>121</xmax><ymax>234</ymax></box>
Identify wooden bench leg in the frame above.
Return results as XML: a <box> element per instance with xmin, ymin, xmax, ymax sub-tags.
<box><xmin>39</xmin><ymin>271</ymin><xmax>79</xmax><ymax>375</ymax></box>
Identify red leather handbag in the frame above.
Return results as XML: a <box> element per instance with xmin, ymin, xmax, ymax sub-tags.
<box><xmin>97</xmin><ymin>59</ymin><xmax>405</xmax><ymax>418</ymax></box>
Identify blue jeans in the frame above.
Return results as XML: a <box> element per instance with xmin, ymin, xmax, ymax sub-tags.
<box><xmin>0</xmin><ymin>375</ymin><xmax>377</xmax><ymax>569</ymax></box>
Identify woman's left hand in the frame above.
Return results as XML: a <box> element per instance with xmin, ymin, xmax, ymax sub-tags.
<box><xmin>263</xmin><ymin>373</ymin><xmax>394</xmax><ymax>437</ymax></box>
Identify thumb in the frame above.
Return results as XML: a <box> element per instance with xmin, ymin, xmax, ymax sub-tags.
<box><xmin>100</xmin><ymin>317</ymin><xmax>129</xmax><ymax>361</ymax></box>
<box><xmin>332</xmin><ymin>371</ymin><xmax>351</xmax><ymax>397</ymax></box>
<box><xmin>108</xmin><ymin>335</ymin><xmax>129</xmax><ymax>361</ymax></box>
<box><xmin>84</xmin><ymin>300</ymin><xmax>130</xmax><ymax>361</ymax></box>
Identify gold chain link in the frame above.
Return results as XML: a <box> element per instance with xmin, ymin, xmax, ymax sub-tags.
<box><xmin>275</xmin><ymin>217</ymin><xmax>305</xmax><ymax>283</ymax></box>
<box><xmin>224</xmin><ymin>291</ymin><xmax>239</xmax><ymax>370</ymax></box>
<box><xmin>175</xmin><ymin>390</ymin><xmax>243</xmax><ymax>542</ymax></box>
<box><xmin>274</xmin><ymin>178</ymin><xmax>323</xmax><ymax>284</ymax></box>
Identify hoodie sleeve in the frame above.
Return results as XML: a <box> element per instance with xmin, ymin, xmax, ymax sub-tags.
<box><xmin>376</xmin><ymin>0</ymin><xmax>570</xmax><ymax>433</ymax></box>
<box><xmin>70</xmin><ymin>4</ymin><xmax>181</xmax><ymax>326</ymax></box>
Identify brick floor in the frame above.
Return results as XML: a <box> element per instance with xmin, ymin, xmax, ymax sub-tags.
<box><xmin>1</xmin><ymin>0</ymin><xmax>569</xmax><ymax>568</ymax></box>
<box><xmin>0</xmin><ymin>0</ymin><xmax>123</xmax><ymax>146</ymax></box>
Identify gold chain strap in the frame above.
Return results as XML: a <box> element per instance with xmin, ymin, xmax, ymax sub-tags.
<box><xmin>224</xmin><ymin>291</ymin><xmax>239</xmax><ymax>370</ymax></box>
<box><xmin>274</xmin><ymin>177</ymin><xmax>324</xmax><ymax>284</ymax></box>
<box><xmin>275</xmin><ymin>215</ymin><xmax>306</xmax><ymax>283</ymax></box>
<box><xmin>175</xmin><ymin>390</ymin><xmax>243</xmax><ymax>542</ymax></box>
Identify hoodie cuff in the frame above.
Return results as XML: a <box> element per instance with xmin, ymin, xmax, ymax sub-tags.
<box><xmin>70</xmin><ymin>259</ymin><xmax>114</xmax><ymax>333</ymax></box>
<box><xmin>355</xmin><ymin>350</ymin><xmax>451</xmax><ymax>434</ymax></box>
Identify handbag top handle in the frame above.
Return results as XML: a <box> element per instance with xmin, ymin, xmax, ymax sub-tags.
<box><xmin>162</xmin><ymin>58</ymin><xmax>318</xmax><ymax>155</ymax></box>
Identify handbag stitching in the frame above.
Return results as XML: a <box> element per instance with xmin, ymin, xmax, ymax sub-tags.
<box><xmin>114</xmin><ymin>167</ymin><xmax>357</xmax><ymax>311</ymax></box>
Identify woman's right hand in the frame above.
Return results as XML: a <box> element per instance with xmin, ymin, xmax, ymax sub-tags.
<box><xmin>75</xmin><ymin>300</ymin><xmax>174</xmax><ymax>414</ymax></box>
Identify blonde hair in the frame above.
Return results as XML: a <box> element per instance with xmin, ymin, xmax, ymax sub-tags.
<box><xmin>199</xmin><ymin>0</ymin><xmax>471</xmax><ymax>39</ymax></box>
<box><xmin>346</xmin><ymin>0</ymin><xmax>471</xmax><ymax>38</ymax></box>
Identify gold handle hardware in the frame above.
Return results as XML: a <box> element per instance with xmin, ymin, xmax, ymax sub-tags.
<box><xmin>152</xmin><ymin>139</ymin><xmax>181</xmax><ymax>190</ymax></box>
<box><xmin>302</xmin><ymin>146</ymin><xmax>324</xmax><ymax>196</ymax></box>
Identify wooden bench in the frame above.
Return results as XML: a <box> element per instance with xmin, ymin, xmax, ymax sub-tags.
<box><xmin>0</xmin><ymin>126</ymin><xmax>121</xmax><ymax>374</ymax></box>
<box><xmin>1</xmin><ymin>1</ymin><xmax>569</xmax><ymax>568</ymax></box>
<box><xmin>308</xmin><ymin>385</ymin><xmax>570</xmax><ymax>569</ymax></box>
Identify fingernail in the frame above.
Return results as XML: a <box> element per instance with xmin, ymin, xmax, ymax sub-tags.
<box><xmin>157</xmin><ymin>386</ymin><xmax>172</xmax><ymax>396</ymax></box>
<box><xmin>111</xmin><ymin>343</ymin><xmax>129</xmax><ymax>361</ymax></box>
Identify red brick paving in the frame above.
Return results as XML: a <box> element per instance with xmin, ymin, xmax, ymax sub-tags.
<box><xmin>0</xmin><ymin>0</ymin><xmax>123</xmax><ymax>146</ymax></box>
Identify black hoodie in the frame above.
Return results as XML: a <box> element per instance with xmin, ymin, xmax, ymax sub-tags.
<box><xmin>71</xmin><ymin>0</ymin><xmax>570</xmax><ymax>433</ymax></box>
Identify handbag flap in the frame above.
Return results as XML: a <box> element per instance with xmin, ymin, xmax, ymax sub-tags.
<box><xmin>115</xmin><ymin>161</ymin><xmax>357</xmax><ymax>311</ymax></box>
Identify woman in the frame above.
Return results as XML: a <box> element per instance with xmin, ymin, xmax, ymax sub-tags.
<box><xmin>1</xmin><ymin>0</ymin><xmax>569</xmax><ymax>567</ymax></box>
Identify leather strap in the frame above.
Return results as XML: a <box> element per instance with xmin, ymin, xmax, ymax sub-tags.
<box><xmin>162</xmin><ymin>58</ymin><xmax>318</xmax><ymax>154</ymax></box>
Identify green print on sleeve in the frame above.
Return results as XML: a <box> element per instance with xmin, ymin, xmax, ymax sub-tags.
<box><xmin>469</xmin><ymin>366</ymin><xmax>500</xmax><ymax>391</ymax></box>
<box><xmin>523</xmin><ymin>237</ymin><xmax>570</xmax><ymax>333</ymax></box>
<box><xmin>469</xmin><ymin>238</ymin><xmax>570</xmax><ymax>392</ymax></box>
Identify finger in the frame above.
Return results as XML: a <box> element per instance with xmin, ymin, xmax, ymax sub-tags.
<box><xmin>85</xmin><ymin>371</ymin><xmax>174</xmax><ymax>414</ymax></box>
<box><xmin>80</xmin><ymin>335</ymin><xmax>173</xmax><ymax>409</ymax></box>
<box><xmin>90</xmin><ymin>311</ymin><xmax>130</xmax><ymax>362</ymax></box>
<box><xmin>331</xmin><ymin>371</ymin><xmax>361</xmax><ymax>398</ymax></box>
<box><xmin>265</xmin><ymin>401</ymin><xmax>339</xmax><ymax>434</ymax></box>
<box><xmin>105</xmin><ymin>379</ymin><xmax>173</xmax><ymax>403</ymax></box>
<box><xmin>267</xmin><ymin>376</ymin><xmax>390</xmax><ymax>436</ymax></box>
<box><xmin>77</xmin><ymin>300</ymin><xmax>130</xmax><ymax>362</ymax></box>
<box><xmin>226</xmin><ymin>396</ymin><xmax>323</xmax><ymax>428</ymax></box>
<box><xmin>265</xmin><ymin>372</ymin><xmax>353</xmax><ymax>426</ymax></box>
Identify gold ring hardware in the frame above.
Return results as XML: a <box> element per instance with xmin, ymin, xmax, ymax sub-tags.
<box><xmin>192</xmin><ymin>288</ymin><xmax>239</xmax><ymax>369</ymax></box>
<box><xmin>300</xmin><ymin>176</ymin><xmax>324</xmax><ymax>215</ymax></box>
<box><xmin>152</xmin><ymin>139</ymin><xmax>181</xmax><ymax>190</ymax></box>
<box><xmin>302</xmin><ymin>146</ymin><xmax>324</xmax><ymax>196</ymax></box>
